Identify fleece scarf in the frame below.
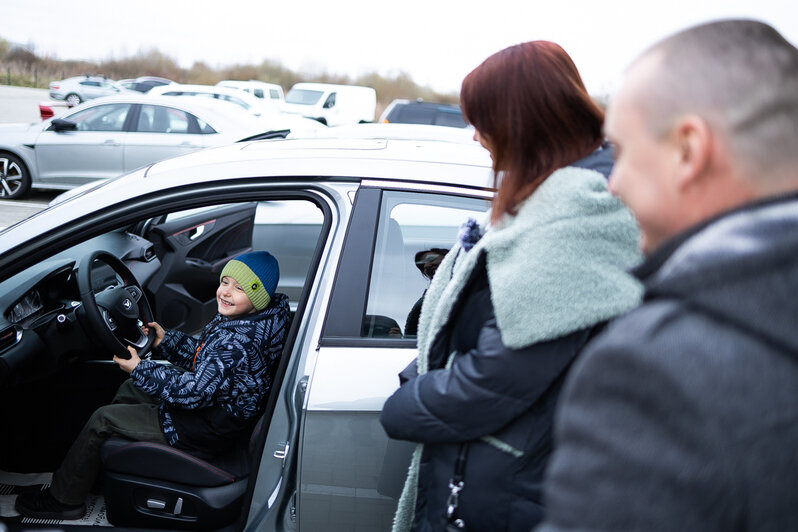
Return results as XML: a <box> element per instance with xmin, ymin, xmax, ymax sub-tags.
<box><xmin>392</xmin><ymin>165</ymin><xmax>643</xmax><ymax>532</ymax></box>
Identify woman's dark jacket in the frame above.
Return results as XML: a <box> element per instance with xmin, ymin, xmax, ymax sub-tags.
<box><xmin>381</xmin><ymin>148</ymin><xmax>643</xmax><ymax>532</ymax></box>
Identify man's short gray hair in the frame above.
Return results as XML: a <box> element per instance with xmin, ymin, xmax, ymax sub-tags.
<box><xmin>636</xmin><ymin>19</ymin><xmax>798</xmax><ymax>183</ymax></box>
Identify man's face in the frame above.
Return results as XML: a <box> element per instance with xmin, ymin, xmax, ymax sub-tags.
<box><xmin>605</xmin><ymin>59</ymin><xmax>686</xmax><ymax>254</ymax></box>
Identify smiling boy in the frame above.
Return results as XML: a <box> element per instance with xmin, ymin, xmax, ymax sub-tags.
<box><xmin>16</xmin><ymin>251</ymin><xmax>290</xmax><ymax>520</ymax></box>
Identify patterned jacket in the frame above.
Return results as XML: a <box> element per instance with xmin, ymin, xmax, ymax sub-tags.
<box><xmin>131</xmin><ymin>293</ymin><xmax>290</xmax><ymax>454</ymax></box>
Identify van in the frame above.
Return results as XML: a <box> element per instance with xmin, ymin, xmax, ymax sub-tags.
<box><xmin>283</xmin><ymin>82</ymin><xmax>377</xmax><ymax>126</ymax></box>
<box><xmin>216</xmin><ymin>80</ymin><xmax>285</xmax><ymax>107</ymax></box>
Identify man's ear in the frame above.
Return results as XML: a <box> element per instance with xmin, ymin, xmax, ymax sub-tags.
<box><xmin>673</xmin><ymin>115</ymin><xmax>713</xmax><ymax>192</ymax></box>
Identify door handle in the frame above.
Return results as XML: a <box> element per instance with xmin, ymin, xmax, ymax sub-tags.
<box><xmin>103</xmin><ymin>139</ymin><xmax>120</xmax><ymax>146</ymax></box>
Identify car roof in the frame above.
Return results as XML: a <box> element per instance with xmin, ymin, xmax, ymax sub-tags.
<box><xmin>304</xmin><ymin>123</ymin><xmax>476</xmax><ymax>143</ymax></box>
<box><xmin>0</xmin><ymin>136</ymin><xmax>493</xmax><ymax>250</ymax></box>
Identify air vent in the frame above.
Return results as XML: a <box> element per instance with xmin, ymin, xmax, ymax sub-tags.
<box><xmin>0</xmin><ymin>326</ymin><xmax>21</xmax><ymax>352</ymax></box>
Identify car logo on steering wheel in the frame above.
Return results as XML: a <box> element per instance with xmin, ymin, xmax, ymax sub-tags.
<box><xmin>122</xmin><ymin>298</ymin><xmax>132</xmax><ymax>310</ymax></box>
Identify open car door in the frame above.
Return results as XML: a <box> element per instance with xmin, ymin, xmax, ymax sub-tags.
<box><xmin>141</xmin><ymin>202</ymin><xmax>258</xmax><ymax>334</ymax></box>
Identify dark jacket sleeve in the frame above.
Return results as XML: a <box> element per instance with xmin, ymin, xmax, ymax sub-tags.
<box><xmin>152</xmin><ymin>329</ymin><xmax>197</xmax><ymax>370</ymax></box>
<box><xmin>381</xmin><ymin>317</ymin><xmax>586</xmax><ymax>444</ymax></box>
<box><xmin>537</xmin><ymin>317</ymin><xmax>734</xmax><ymax>532</ymax></box>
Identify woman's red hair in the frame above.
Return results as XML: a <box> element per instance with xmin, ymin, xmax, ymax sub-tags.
<box><xmin>461</xmin><ymin>41</ymin><xmax>604</xmax><ymax>224</ymax></box>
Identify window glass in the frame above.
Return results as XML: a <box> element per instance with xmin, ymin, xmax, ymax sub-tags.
<box><xmin>253</xmin><ymin>89</ymin><xmax>264</xmax><ymax>98</ymax></box>
<box><xmin>68</xmin><ymin>103</ymin><xmax>131</xmax><ymax>132</ymax></box>
<box><xmin>141</xmin><ymin>105</ymin><xmax>194</xmax><ymax>134</ymax></box>
<box><xmin>269</xmin><ymin>89</ymin><xmax>280</xmax><ymax>99</ymax></box>
<box><xmin>364</xmin><ymin>190</ymin><xmax>491</xmax><ymax>338</ymax></box>
<box><xmin>286</xmin><ymin>89</ymin><xmax>323</xmax><ymax>105</ymax></box>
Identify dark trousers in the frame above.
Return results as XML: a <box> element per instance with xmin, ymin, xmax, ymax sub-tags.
<box><xmin>50</xmin><ymin>379</ymin><xmax>167</xmax><ymax>505</ymax></box>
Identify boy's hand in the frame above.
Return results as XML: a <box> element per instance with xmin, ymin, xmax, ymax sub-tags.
<box><xmin>142</xmin><ymin>321</ymin><xmax>165</xmax><ymax>348</ymax></box>
<box><xmin>114</xmin><ymin>346</ymin><xmax>141</xmax><ymax>373</ymax></box>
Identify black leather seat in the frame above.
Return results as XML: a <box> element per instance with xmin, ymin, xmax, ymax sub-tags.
<box><xmin>100</xmin><ymin>417</ymin><xmax>263</xmax><ymax>530</ymax></box>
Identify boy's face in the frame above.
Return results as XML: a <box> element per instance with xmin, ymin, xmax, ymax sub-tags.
<box><xmin>217</xmin><ymin>276</ymin><xmax>257</xmax><ymax>317</ymax></box>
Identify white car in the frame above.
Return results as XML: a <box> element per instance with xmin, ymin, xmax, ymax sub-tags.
<box><xmin>0</xmin><ymin>136</ymin><xmax>493</xmax><ymax>530</ymax></box>
<box><xmin>216</xmin><ymin>80</ymin><xmax>285</xmax><ymax>106</ymax></box>
<box><xmin>150</xmin><ymin>83</ymin><xmax>277</xmax><ymax>117</ymax></box>
<box><xmin>48</xmin><ymin>75</ymin><xmax>130</xmax><ymax>107</ymax></box>
<box><xmin>0</xmin><ymin>94</ymin><xmax>298</xmax><ymax>199</ymax></box>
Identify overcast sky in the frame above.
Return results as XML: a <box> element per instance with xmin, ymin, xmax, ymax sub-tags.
<box><xmin>4</xmin><ymin>0</ymin><xmax>797</xmax><ymax>96</ymax></box>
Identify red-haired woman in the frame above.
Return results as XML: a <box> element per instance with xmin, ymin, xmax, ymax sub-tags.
<box><xmin>381</xmin><ymin>41</ymin><xmax>642</xmax><ymax>531</ymax></box>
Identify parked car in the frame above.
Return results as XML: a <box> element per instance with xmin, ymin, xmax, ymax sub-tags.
<box><xmin>118</xmin><ymin>76</ymin><xmax>174</xmax><ymax>93</ymax></box>
<box><xmin>0</xmin><ymin>94</ymin><xmax>305</xmax><ymax>199</ymax></box>
<box><xmin>0</xmin><ymin>135</ymin><xmax>493</xmax><ymax>530</ymax></box>
<box><xmin>216</xmin><ymin>80</ymin><xmax>285</xmax><ymax>105</ymax></box>
<box><xmin>149</xmin><ymin>83</ymin><xmax>275</xmax><ymax>117</ymax></box>
<box><xmin>284</xmin><ymin>82</ymin><xmax>377</xmax><ymax>125</ymax></box>
<box><xmin>380</xmin><ymin>98</ymin><xmax>468</xmax><ymax>128</ymax></box>
<box><xmin>49</xmin><ymin>75</ymin><xmax>130</xmax><ymax>107</ymax></box>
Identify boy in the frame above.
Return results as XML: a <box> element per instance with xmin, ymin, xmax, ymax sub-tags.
<box><xmin>16</xmin><ymin>251</ymin><xmax>290</xmax><ymax>520</ymax></box>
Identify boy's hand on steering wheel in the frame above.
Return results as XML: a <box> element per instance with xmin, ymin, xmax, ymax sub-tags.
<box><xmin>114</xmin><ymin>346</ymin><xmax>141</xmax><ymax>373</ymax></box>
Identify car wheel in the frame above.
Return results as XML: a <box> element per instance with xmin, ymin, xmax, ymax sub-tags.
<box><xmin>0</xmin><ymin>153</ymin><xmax>31</xmax><ymax>199</ymax></box>
<box><xmin>65</xmin><ymin>93</ymin><xmax>82</xmax><ymax>107</ymax></box>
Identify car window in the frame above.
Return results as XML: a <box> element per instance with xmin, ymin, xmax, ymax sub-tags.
<box><xmin>286</xmin><ymin>89</ymin><xmax>323</xmax><ymax>105</ymax></box>
<box><xmin>80</xmin><ymin>81</ymin><xmax>101</xmax><ymax>87</ymax></box>
<box><xmin>269</xmin><ymin>89</ymin><xmax>280</xmax><ymax>100</ymax></box>
<box><xmin>68</xmin><ymin>103</ymin><xmax>131</xmax><ymax>132</ymax></box>
<box><xmin>139</xmin><ymin>105</ymin><xmax>198</xmax><ymax>134</ymax></box>
<box><xmin>253</xmin><ymin>89</ymin><xmax>264</xmax><ymax>98</ymax></box>
<box><xmin>364</xmin><ymin>190</ymin><xmax>491</xmax><ymax>338</ymax></box>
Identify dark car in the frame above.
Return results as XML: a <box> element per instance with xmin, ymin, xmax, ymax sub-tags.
<box><xmin>118</xmin><ymin>76</ymin><xmax>174</xmax><ymax>93</ymax></box>
<box><xmin>379</xmin><ymin>99</ymin><xmax>468</xmax><ymax>128</ymax></box>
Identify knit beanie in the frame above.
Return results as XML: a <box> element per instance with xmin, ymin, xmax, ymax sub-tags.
<box><xmin>220</xmin><ymin>251</ymin><xmax>280</xmax><ymax>311</ymax></box>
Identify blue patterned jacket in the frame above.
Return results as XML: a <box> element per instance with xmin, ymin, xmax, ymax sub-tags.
<box><xmin>131</xmin><ymin>293</ymin><xmax>290</xmax><ymax>454</ymax></box>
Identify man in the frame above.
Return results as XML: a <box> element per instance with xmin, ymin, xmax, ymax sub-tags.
<box><xmin>538</xmin><ymin>19</ymin><xmax>798</xmax><ymax>531</ymax></box>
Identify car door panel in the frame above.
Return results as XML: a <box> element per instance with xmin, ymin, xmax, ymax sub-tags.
<box><xmin>297</xmin><ymin>185</ymin><xmax>492</xmax><ymax>531</ymax></box>
<box><xmin>143</xmin><ymin>202</ymin><xmax>258</xmax><ymax>334</ymax></box>
<box><xmin>35</xmin><ymin>130</ymin><xmax>126</xmax><ymax>185</ymax></box>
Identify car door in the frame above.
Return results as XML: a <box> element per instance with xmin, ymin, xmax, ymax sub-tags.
<box><xmin>35</xmin><ymin>102</ymin><xmax>131</xmax><ymax>187</ymax></box>
<box><xmin>294</xmin><ymin>183</ymin><xmax>492</xmax><ymax>531</ymax></box>
<box><xmin>123</xmin><ymin>104</ymin><xmax>210</xmax><ymax>172</ymax></box>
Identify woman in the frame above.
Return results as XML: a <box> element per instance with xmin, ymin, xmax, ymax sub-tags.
<box><xmin>380</xmin><ymin>41</ymin><xmax>642</xmax><ymax>531</ymax></box>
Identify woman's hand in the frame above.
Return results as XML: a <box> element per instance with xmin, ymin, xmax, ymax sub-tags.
<box><xmin>142</xmin><ymin>321</ymin><xmax>165</xmax><ymax>348</ymax></box>
<box><xmin>114</xmin><ymin>346</ymin><xmax>141</xmax><ymax>373</ymax></box>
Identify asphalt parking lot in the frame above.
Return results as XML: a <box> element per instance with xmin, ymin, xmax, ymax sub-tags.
<box><xmin>0</xmin><ymin>190</ymin><xmax>57</xmax><ymax>229</ymax></box>
<box><xmin>0</xmin><ymin>85</ymin><xmax>48</xmax><ymax>124</ymax></box>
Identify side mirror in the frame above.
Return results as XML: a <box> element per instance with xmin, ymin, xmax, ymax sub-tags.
<box><xmin>49</xmin><ymin>118</ymin><xmax>78</xmax><ymax>132</ymax></box>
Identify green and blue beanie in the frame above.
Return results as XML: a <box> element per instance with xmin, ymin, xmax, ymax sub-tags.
<box><xmin>220</xmin><ymin>251</ymin><xmax>280</xmax><ymax>311</ymax></box>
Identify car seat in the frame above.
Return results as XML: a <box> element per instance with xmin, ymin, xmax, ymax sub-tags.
<box><xmin>100</xmin><ymin>415</ymin><xmax>266</xmax><ymax>530</ymax></box>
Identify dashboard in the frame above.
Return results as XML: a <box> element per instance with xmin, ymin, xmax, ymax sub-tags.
<box><xmin>0</xmin><ymin>229</ymin><xmax>160</xmax><ymax>387</ymax></box>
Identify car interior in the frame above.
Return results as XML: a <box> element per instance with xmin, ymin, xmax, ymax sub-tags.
<box><xmin>0</xmin><ymin>197</ymin><xmax>325</xmax><ymax>529</ymax></box>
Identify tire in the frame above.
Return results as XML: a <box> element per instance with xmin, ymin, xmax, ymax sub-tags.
<box><xmin>0</xmin><ymin>153</ymin><xmax>31</xmax><ymax>200</ymax></box>
<box><xmin>65</xmin><ymin>93</ymin><xmax>82</xmax><ymax>107</ymax></box>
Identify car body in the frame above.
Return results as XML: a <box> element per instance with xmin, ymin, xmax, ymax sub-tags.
<box><xmin>380</xmin><ymin>99</ymin><xmax>468</xmax><ymax>128</ymax></box>
<box><xmin>216</xmin><ymin>80</ymin><xmax>285</xmax><ymax>106</ymax></box>
<box><xmin>309</xmin><ymin>122</ymin><xmax>478</xmax><ymax>144</ymax></box>
<box><xmin>284</xmin><ymin>82</ymin><xmax>377</xmax><ymax>126</ymax></box>
<box><xmin>49</xmin><ymin>75</ymin><xmax>130</xmax><ymax>107</ymax></box>
<box><xmin>149</xmin><ymin>83</ymin><xmax>276</xmax><ymax>117</ymax></box>
<box><xmin>0</xmin><ymin>93</ymin><xmax>299</xmax><ymax>199</ymax></box>
<box><xmin>0</xmin><ymin>135</ymin><xmax>493</xmax><ymax>530</ymax></box>
<box><xmin>118</xmin><ymin>76</ymin><xmax>174</xmax><ymax>93</ymax></box>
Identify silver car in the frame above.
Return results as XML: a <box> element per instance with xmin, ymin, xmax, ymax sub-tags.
<box><xmin>0</xmin><ymin>134</ymin><xmax>493</xmax><ymax>530</ymax></box>
<box><xmin>0</xmin><ymin>94</ymin><xmax>293</xmax><ymax>199</ymax></box>
<box><xmin>49</xmin><ymin>75</ymin><xmax>129</xmax><ymax>107</ymax></box>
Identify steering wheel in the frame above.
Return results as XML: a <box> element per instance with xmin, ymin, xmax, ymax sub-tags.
<box><xmin>78</xmin><ymin>250</ymin><xmax>156</xmax><ymax>359</ymax></box>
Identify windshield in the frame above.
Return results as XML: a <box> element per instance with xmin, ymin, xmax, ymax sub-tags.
<box><xmin>285</xmin><ymin>89</ymin><xmax>323</xmax><ymax>105</ymax></box>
